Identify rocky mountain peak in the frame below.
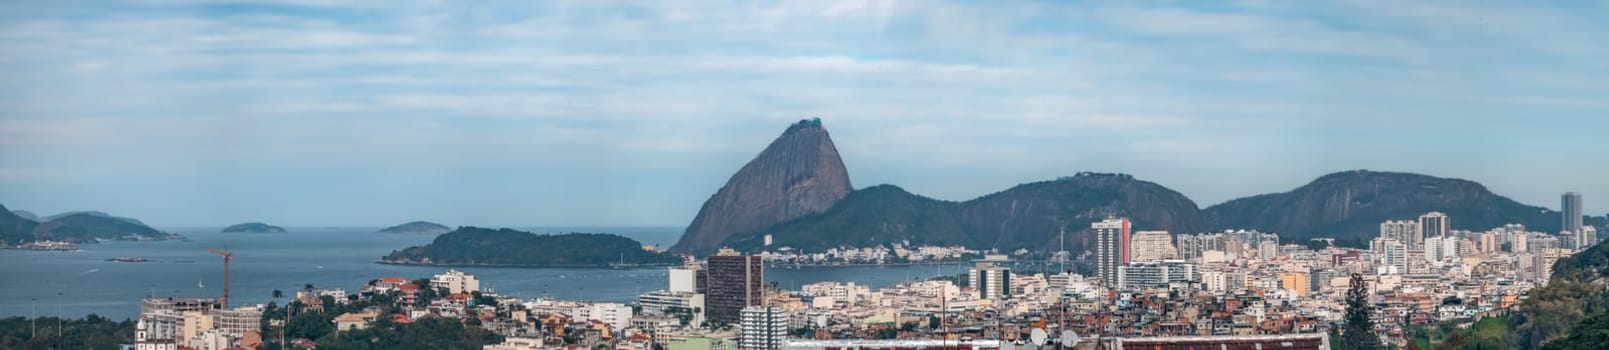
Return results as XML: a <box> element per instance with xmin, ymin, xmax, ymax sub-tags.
<box><xmin>669</xmin><ymin>119</ymin><xmax>853</xmax><ymax>255</ymax></box>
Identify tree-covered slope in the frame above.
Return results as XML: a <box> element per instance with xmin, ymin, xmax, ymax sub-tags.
<box><xmin>382</xmin><ymin>227</ymin><xmax>682</xmax><ymax>267</ymax></box>
<box><xmin>1203</xmin><ymin>170</ymin><xmax>1557</xmax><ymax>241</ymax></box>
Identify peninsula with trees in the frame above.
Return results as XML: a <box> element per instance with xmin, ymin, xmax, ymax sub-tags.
<box><xmin>379</xmin><ymin>227</ymin><xmax>680</xmax><ymax>267</ymax></box>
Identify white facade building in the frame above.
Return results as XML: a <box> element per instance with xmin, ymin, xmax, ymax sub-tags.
<box><xmin>430</xmin><ymin>269</ymin><xmax>482</xmax><ymax>294</ymax></box>
<box><xmin>967</xmin><ymin>261</ymin><xmax>1011</xmax><ymax>300</ymax></box>
<box><xmin>739</xmin><ymin>306</ymin><xmax>787</xmax><ymax>350</ymax></box>
<box><xmin>1129</xmin><ymin>231</ymin><xmax>1176</xmax><ymax>262</ymax></box>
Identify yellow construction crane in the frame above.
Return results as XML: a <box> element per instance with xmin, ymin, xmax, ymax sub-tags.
<box><xmin>208</xmin><ymin>248</ymin><xmax>233</xmax><ymax>308</ymax></box>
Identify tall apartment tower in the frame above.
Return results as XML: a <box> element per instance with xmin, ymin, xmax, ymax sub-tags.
<box><xmin>1419</xmin><ymin>212</ymin><xmax>1449</xmax><ymax>248</ymax></box>
<box><xmin>738</xmin><ymin>306</ymin><xmax>787</xmax><ymax>350</ymax></box>
<box><xmin>706</xmin><ymin>249</ymin><xmax>763</xmax><ymax>325</ymax></box>
<box><xmin>1092</xmin><ymin>218</ymin><xmax>1131</xmax><ymax>286</ymax></box>
<box><xmin>1380</xmin><ymin>220</ymin><xmax>1418</xmax><ymax>247</ymax></box>
<box><xmin>1563</xmin><ymin>192</ymin><xmax>1584</xmax><ymax>244</ymax></box>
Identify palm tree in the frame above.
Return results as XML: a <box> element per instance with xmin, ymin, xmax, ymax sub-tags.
<box><xmin>272</xmin><ymin>289</ymin><xmax>284</xmax><ymax>299</ymax></box>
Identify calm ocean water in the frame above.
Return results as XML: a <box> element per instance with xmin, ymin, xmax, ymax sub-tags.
<box><xmin>0</xmin><ymin>227</ymin><xmax>965</xmax><ymax>320</ymax></box>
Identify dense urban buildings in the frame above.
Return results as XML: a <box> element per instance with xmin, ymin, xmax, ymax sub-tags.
<box><xmin>119</xmin><ymin>209</ymin><xmax>1602</xmax><ymax>350</ymax></box>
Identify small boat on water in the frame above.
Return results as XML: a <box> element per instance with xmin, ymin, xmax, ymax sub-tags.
<box><xmin>107</xmin><ymin>256</ymin><xmax>149</xmax><ymax>263</ymax></box>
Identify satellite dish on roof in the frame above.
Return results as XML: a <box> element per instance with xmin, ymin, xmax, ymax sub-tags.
<box><xmin>1061</xmin><ymin>330</ymin><xmax>1079</xmax><ymax>347</ymax></box>
<box><xmin>1031</xmin><ymin>328</ymin><xmax>1047</xmax><ymax>346</ymax></box>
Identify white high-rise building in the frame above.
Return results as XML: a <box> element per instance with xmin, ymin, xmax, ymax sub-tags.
<box><xmin>1381</xmin><ymin>220</ymin><xmax>1418</xmax><ymax>246</ymax></box>
<box><xmin>739</xmin><ymin>306</ymin><xmax>787</xmax><ymax>350</ymax></box>
<box><xmin>1424</xmin><ymin>236</ymin><xmax>1445</xmax><ymax>262</ymax></box>
<box><xmin>430</xmin><ymin>269</ymin><xmax>481</xmax><ymax>294</ymax></box>
<box><xmin>1583</xmin><ymin>226</ymin><xmax>1599</xmax><ymax>248</ymax></box>
<box><xmin>1092</xmin><ymin>218</ymin><xmax>1131</xmax><ymax>286</ymax></box>
<box><xmin>1129</xmin><ymin>231</ymin><xmax>1176</xmax><ymax>262</ymax></box>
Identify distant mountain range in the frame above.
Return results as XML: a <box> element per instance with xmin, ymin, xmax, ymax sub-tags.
<box><xmin>0</xmin><ymin>203</ymin><xmax>172</xmax><ymax>245</ymax></box>
<box><xmin>672</xmin><ymin>120</ymin><xmax>1605</xmax><ymax>255</ymax></box>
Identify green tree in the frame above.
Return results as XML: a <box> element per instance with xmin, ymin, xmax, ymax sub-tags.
<box><xmin>1339</xmin><ymin>273</ymin><xmax>1384</xmax><ymax>350</ymax></box>
<box><xmin>1542</xmin><ymin>312</ymin><xmax>1609</xmax><ymax>350</ymax></box>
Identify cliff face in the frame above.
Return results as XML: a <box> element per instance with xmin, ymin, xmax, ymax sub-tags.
<box><xmin>669</xmin><ymin>119</ymin><xmax>853</xmax><ymax>254</ymax></box>
<box><xmin>1203</xmin><ymin>170</ymin><xmax>1557</xmax><ymax>241</ymax></box>
<box><xmin>737</xmin><ymin>173</ymin><xmax>1205</xmax><ymax>253</ymax></box>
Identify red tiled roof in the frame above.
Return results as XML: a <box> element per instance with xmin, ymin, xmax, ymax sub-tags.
<box><xmin>399</xmin><ymin>283</ymin><xmax>420</xmax><ymax>291</ymax></box>
<box><xmin>392</xmin><ymin>314</ymin><xmax>413</xmax><ymax>324</ymax></box>
<box><xmin>447</xmin><ymin>293</ymin><xmax>472</xmax><ymax>300</ymax></box>
<box><xmin>381</xmin><ymin>277</ymin><xmax>407</xmax><ymax>284</ymax></box>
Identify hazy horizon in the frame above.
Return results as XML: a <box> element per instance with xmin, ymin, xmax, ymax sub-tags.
<box><xmin>2</xmin><ymin>1</ymin><xmax>1606</xmax><ymax>227</ymax></box>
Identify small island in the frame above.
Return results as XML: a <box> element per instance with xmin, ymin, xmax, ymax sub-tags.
<box><xmin>221</xmin><ymin>222</ymin><xmax>286</xmax><ymax>233</ymax></box>
<box><xmin>380</xmin><ymin>227</ymin><xmax>681</xmax><ymax>267</ymax></box>
<box><xmin>377</xmin><ymin>221</ymin><xmax>451</xmax><ymax>234</ymax></box>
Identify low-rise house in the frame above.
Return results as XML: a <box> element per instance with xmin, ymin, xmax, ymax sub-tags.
<box><xmin>332</xmin><ymin>312</ymin><xmax>379</xmax><ymax>331</ymax></box>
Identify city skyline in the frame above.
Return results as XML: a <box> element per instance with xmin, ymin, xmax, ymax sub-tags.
<box><xmin>2</xmin><ymin>1</ymin><xmax>1607</xmax><ymax>227</ymax></box>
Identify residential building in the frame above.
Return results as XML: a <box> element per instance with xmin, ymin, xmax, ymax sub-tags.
<box><xmin>639</xmin><ymin>290</ymin><xmax>705</xmax><ymax>326</ymax></box>
<box><xmin>1092</xmin><ymin>218</ymin><xmax>1132</xmax><ymax>286</ymax></box>
<box><xmin>670</xmin><ymin>266</ymin><xmax>701</xmax><ymax>293</ymax></box>
<box><xmin>333</xmin><ymin>312</ymin><xmax>378</xmax><ymax>331</ymax></box>
<box><xmin>1381</xmin><ymin>220</ymin><xmax>1418</xmax><ymax>247</ymax></box>
<box><xmin>1372</xmin><ymin>238</ymin><xmax>1408</xmax><ymax>274</ymax></box>
<box><xmin>214</xmin><ymin>305</ymin><xmax>263</xmax><ymax>337</ymax></box>
<box><xmin>739</xmin><ymin>306</ymin><xmax>787</xmax><ymax>350</ymax></box>
<box><xmin>705</xmin><ymin>249</ymin><xmax>763</xmax><ymax>324</ymax></box>
<box><xmin>578</xmin><ymin>302</ymin><xmax>634</xmax><ymax>330</ymax></box>
<box><xmin>1280</xmin><ymin>272</ymin><xmax>1310</xmax><ymax>297</ymax></box>
<box><xmin>1420</xmin><ymin>212</ymin><xmax>1449</xmax><ymax>246</ymax></box>
<box><xmin>1563</xmin><ymin>192</ymin><xmax>1584</xmax><ymax>239</ymax></box>
<box><xmin>135</xmin><ymin>311</ymin><xmax>180</xmax><ymax>350</ymax></box>
<box><xmin>141</xmin><ymin>298</ymin><xmax>219</xmax><ymax>315</ymax></box>
<box><xmin>968</xmin><ymin>260</ymin><xmax>1011</xmax><ymax>300</ymax></box>
<box><xmin>1130</xmin><ymin>231</ymin><xmax>1176</xmax><ymax>262</ymax></box>
<box><xmin>430</xmin><ymin>269</ymin><xmax>481</xmax><ymax>294</ymax></box>
<box><xmin>1117</xmin><ymin>260</ymin><xmax>1197</xmax><ymax>289</ymax></box>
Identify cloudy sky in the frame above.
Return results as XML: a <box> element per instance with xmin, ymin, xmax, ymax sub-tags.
<box><xmin>0</xmin><ymin>1</ymin><xmax>1605</xmax><ymax>227</ymax></box>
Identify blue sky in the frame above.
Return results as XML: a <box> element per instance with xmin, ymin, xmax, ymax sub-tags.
<box><xmin>0</xmin><ymin>1</ymin><xmax>1605</xmax><ymax>227</ymax></box>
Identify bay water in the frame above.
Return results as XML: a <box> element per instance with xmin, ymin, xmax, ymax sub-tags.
<box><xmin>0</xmin><ymin>227</ymin><xmax>966</xmax><ymax>320</ymax></box>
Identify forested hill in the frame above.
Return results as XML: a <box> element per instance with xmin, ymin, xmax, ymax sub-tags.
<box><xmin>381</xmin><ymin>227</ymin><xmax>682</xmax><ymax>267</ymax></box>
